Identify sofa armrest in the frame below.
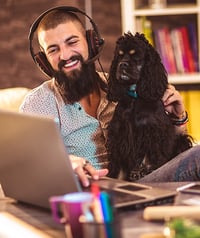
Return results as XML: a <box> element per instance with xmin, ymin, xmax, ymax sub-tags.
<box><xmin>0</xmin><ymin>87</ymin><xmax>30</xmax><ymax>112</ymax></box>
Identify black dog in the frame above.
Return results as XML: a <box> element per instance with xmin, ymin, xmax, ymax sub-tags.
<box><xmin>106</xmin><ymin>32</ymin><xmax>193</xmax><ymax>181</ymax></box>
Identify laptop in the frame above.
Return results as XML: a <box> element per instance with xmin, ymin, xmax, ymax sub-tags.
<box><xmin>0</xmin><ymin>110</ymin><xmax>176</xmax><ymax>210</ymax></box>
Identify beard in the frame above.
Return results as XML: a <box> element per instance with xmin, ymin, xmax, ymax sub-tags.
<box><xmin>53</xmin><ymin>55</ymin><xmax>99</xmax><ymax>104</ymax></box>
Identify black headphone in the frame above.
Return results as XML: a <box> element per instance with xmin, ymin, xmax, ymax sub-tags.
<box><xmin>29</xmin><ymin>6</ymin><xmax>105</xmax><ymax>78</ymax></box>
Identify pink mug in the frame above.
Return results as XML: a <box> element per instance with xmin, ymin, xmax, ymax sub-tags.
<box><xmin>49</xmin><ymin>192</ymin><xmax>93</xmax><ymax>238</ymax></box>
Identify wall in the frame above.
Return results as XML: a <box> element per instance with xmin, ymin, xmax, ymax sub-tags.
<box><xmin>0</xmin><ymin>0</ymin><xmax>121</xmax><ymax>89</ymax></box>
<box><xmin>92</xmin><ymin>1</ymin><xmax>122</xmax><ymax>72</ymax></box>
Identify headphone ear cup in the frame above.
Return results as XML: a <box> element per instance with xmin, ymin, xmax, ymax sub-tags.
<box><xmin>86</xmin><ymin>29</ymin><xmax>100</xmax><ymax>59</ymax></box>
<box><xmin>34</xmin><ymin>52</ymin><xmax>54</xmax><ymax>78</ymax></box>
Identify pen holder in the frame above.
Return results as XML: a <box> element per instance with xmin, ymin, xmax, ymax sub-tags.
<box><xmin>80</xmin><ymin>218</ymin><xmax>122</xmax><ymax>238</ymax></box>
<box><xmin>49</xmin><ymin>192</ymin><xmax>93</xmax><ymax>238</ymax></box>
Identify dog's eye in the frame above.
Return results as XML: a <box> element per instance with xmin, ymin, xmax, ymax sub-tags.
<box><xmin>129</xmin><ymin>49</ymin><xmax>135</xmax><ymax>55</ymax></box>
<box><xmin>118</xmin><ymin>50</ymin><xmax>124</xmax><ymax>55</ymax></box>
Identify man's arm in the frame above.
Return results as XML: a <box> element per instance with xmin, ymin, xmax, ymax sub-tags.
<box><xmin>162</xmin><ymin>84</ymin><xmax>188</xmax><ymax>134</ymax></box>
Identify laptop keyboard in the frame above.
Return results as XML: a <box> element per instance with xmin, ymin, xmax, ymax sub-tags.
<box><xmin>102</xmin><ymin>188</ymin><xmax>175</xmax><ymax>210</ymax></box>
<box><xmin>101</xmin><ymin>188</ymin><xmax>146</xmax><ymax>204</ymax></box>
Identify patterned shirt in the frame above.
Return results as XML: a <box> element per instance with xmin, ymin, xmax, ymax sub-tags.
<box><xmin>19</xmin><ymin>77</ymin><xmax>115</xmax><ymax>169</ymax></box>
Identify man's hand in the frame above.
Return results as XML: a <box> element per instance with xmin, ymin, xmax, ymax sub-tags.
<box><xmin>162</xmin><ymin>84</ymin><xmax>186</xmax><ymax>119</ymax></box>
<box><xmin>69</xmin><ymin>155</ymin><xmax>108</xmax><ymax>187</ymax></box>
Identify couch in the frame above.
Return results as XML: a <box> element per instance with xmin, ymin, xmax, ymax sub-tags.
<box><xmin>0</xmin><ymin>87</ymin><xmax>30</xmax><ymax>112</ymax></box>
<box><xmin>0</xmin><ymin>87</ymin><xmax>30</xmax><ymax>198</ymax></box>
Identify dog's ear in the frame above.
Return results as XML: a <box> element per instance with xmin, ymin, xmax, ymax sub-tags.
<box><xmin>137</xmin><ymin>44</ymin><xmax>168</xmax><ymax>101</ymax></box>
<box><xmin>107</xmin><ymin>40</ymin><xmax>126</xmax><ymax>102</ymax></box>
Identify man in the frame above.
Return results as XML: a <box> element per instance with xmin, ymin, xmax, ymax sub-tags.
<box><xmin>20</xmin><ymin>7</ymin><xmax>200</xmax><ymax>186</ymax></box>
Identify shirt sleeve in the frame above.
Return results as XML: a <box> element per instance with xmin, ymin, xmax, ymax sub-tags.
<box><xmin>19</xmin><ymin>82</ymin><xmax>58</xmax><ymax>118</ymax></box>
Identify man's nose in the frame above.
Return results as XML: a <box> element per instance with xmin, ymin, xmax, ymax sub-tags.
<box><xmin>59</xmin><ymin>45</ymin><xmax>71</xmax><ymax>60</ymax></box>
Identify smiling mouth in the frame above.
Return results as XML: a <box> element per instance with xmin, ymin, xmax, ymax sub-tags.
<box><xmin>63</xmin><ymin>59</ymin><xmax>79</xmax><ymax>68</ymax></box>
<box><xmin>58</xmin><ymin>55</ymin><xmax>83</xmax><ymax>71</ymax></box>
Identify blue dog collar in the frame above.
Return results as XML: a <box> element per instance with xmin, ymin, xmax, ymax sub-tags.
<box><xmin>127</xmin><ymin>84</ymin><xmax>138</xmax><ymax>98</ymax></box>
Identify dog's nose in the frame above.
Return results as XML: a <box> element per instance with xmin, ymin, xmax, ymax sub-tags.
<box><xmin>119</xmin><ymin>61</ymin><xmax>129</xmax><ymax>70</ymax></box>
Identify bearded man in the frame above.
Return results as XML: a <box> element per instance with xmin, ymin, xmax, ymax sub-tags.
<box><xmin>20</xmin><ymin>8</ymin><xmax>112</xmax><ymax>186</ymax></box>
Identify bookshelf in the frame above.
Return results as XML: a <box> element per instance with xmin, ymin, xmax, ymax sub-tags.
<box><xmin>120</xmin><ymin>0</ymin><xmax>200</xmax><ymax>142</ymax></box>
<box><xmin>120</xmin><ymin>0</ymin><xmax>200</xmax><ymax>85</ymax></box>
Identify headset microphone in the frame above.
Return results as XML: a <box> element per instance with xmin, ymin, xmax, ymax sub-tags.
<box><xmin>29</xmin><ymin>6</ymin><xmax>105</xmax><ymax>78</ymax></box>
<box><xmin>84</xmin><ymin>38</ymin><xmax>105</xmax><ymax>65</ymax></box>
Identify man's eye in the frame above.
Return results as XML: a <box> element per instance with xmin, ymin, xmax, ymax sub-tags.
<box><xmin>68</xmin><ymin>40</ymin><xmax>78</xmax><ymax>45</ymax></box>
<box><xmin>47</xmin><ymin>48</ymin><xmax>57</xmax><ymax>55</ymax></box>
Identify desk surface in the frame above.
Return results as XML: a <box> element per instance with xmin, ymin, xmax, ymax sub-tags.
<box><xmin>0</xmin><ymin>182</ymin><xmax>188</xmax><ymax>238</ymax></box>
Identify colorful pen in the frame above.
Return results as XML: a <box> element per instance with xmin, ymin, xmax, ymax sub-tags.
<box><xmin>91</xmin><ymin>183</ymin><xmax>104</xmax><ymax>223</ymax></box>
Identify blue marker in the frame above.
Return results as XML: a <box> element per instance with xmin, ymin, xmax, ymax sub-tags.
<box><xmin>100</xmin><ymin>191</ymin><xmax>115</xmax><ymax>238</ymax></box>
<box><xmin>100</xmin><ymin>191</ymin><xmax>113</xmax><ymax>223</ymax></box>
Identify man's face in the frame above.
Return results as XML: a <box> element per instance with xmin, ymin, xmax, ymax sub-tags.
<box><xmin>38</xmin><ymin>21</ymin><xmax>89</xmax><ymax>76</ymax></box>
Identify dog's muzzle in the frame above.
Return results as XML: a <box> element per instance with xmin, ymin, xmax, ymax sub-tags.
<box><xmin>119</xmin><ymin>61</ymin><xmax>129</xmax><ymax>70</ymax></box>
<box><xmin>117</xmin><ymin>61</ymin><xmax>131</xmax><ymax>81</ymax></box>
<box><xmin>117</xmin><ymin>60</ymin><xmax>141</xmax><ymax>82</ymax></box>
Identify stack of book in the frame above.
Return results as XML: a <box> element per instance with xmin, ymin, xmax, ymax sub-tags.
<box><xmin>136</xmin><ymin>17</ymin><xmax>199</xmax><ymax>74</ymax></box>
<box><xmin>154</xmin><ymin>24</ymin><xmax>199</xmax><ymax>74</ymax></box>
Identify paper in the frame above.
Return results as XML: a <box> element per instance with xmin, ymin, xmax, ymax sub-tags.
<box><xmin>0</xmin><ymin>212</ymin><xmax>52</xmax><ymax>238</ymax></box>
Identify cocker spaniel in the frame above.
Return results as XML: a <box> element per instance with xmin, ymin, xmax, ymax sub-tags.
<box><xmin>106</xmin><ymin>32</ymin><xmax>193</xmax><ymax>181</ymax></box>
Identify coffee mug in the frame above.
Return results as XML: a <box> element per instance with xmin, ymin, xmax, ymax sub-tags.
<box><xmin>49</xmin><ymin>192</ymin><xmax>93</xmax><ymax>238</ymax></box>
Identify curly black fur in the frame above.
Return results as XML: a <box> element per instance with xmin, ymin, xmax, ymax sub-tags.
<box><xmin>107</xmin><ymin>32</ymin><xmax>193</xmax><ymax>181</ymax></box>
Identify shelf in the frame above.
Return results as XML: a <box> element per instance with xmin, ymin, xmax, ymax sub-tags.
<box><xmin>169</xmin><ymin>73</ymin><xmax>200</xmax><ymax>85</ymax></box>
<box><xmin>134</xmin><ymin>4</ymin><xmax>199</xmax><ymax>16</ymax></box>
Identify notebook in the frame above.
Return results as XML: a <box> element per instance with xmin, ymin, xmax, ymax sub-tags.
<box><xmin>0</xmin><ymin>110</ymin><xmax>176</xmax><ymax>210</ymax></box>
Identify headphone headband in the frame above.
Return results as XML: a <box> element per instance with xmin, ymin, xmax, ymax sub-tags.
<box><xmin>29</xmin><ymin>6</ymin><xmax>99</xmax><ymax>41</ymax></box>
<box><xmin>29</xmin><ymin>6</ymin><xmax>104</xmax><ymax>78</ymax></box>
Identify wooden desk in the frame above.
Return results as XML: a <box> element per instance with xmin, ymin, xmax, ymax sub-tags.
<box><xmin>0</xmin><ymin>182</ymin><xmax>188</xmax><ymax>238</ymax></box>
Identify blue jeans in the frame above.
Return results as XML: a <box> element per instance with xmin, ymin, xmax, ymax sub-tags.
<box><xmin>137</xmin><ymin>144</ymin><xmax>200</xmax><ymax>182</ymax></box>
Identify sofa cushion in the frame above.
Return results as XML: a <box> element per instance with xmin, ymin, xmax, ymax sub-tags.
<box><xmin>0</xmin><ymin>87</ymin><xmax>30</xmax><ymax>112</ymax></box>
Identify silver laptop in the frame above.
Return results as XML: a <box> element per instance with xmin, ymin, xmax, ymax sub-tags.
<box><xmin>0</xmin><ymin>110</ymin><xmax>176</xmax><ymax>210</ymax></box>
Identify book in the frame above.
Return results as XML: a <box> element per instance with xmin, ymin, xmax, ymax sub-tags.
<box><xmin>162</xmin><ymin>27</ymin><xmax>177</xmax><ymax>74</ymax></box>
<box><xmin>154</xmin><ymin>27</ymin><xmax>176</xmax><ymax>74</ymax></box>
<box><xmin>142</xmin><ymin>17</ymin><xmax>154</xmax><ymax>46</ymax></box>
<box><xmin>154</xmin><ymin>28</ymin><xmax>169</xmax><ymax>72</ymax></box>
<box><xmin>179</xmin><ymin>26</ymin><xmax>196</xmax><ymax>72</ymax></box>
<box><xmin>170</xmin><ymin>29</ymin><xmax>185</xmax><ymax>73</ymax></box>
<box><xmin>187</xmin><ymin>23</ymin><xmax>199</xmax><ymax>72</ymax></box>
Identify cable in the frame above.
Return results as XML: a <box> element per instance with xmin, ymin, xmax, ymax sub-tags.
<box><xmin>97</xmin><ymin>58</ymin><xmax>108</xmax><ymax>81</ymax></box>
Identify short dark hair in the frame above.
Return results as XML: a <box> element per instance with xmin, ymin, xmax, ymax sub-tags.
<box><xmin>37</xmin><ymin>9</ymin><xmax>85</xmax><ymax>35</ymax></box>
